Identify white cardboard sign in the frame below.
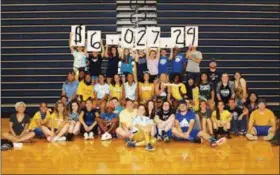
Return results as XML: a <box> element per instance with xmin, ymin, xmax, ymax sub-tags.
<box><xmin>87</xmin><ymin>30</ymin><xmax>101</xmax><ymax>52</ymax></box>
<box><xmin>185</xmin><ymin>26</ymin><xmax>199</xmax><ymax>47</ymax></box>
<box><xmin>71</xmin><ymin>25</ymin><xmax>86</xmax><ymax>46</ymax></box>
<box><xmin>121</xmin><ymin>28</ymin><xmax>134</xmax><ymax>48</ymax></box>
<box><xmin>171</xmin><ymin>27</ymin><xmax>185</xmax><ymax>48</ymax></box>
<box><xmin>147</xmin><ymin>27</ymin><xmax>160</xmax><ymax>47</ymax></box>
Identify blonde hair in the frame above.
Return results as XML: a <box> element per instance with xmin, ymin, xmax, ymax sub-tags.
<box><xmin>15</xmin><ymin>101</ymin><xmax>26</xmax><ymax>111</ymax></box>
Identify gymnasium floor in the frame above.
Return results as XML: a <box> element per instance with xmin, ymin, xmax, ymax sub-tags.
<box><xmin>1</xmin><ymin>119</ymin><xmax>279</xmax><ymax>174</ymax></box>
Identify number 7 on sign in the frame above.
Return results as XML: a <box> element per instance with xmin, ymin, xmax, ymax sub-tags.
<box><xmin>185</xmin><ymin>26</ymin><xmax>199</xmax><ymax>47</ymax></box>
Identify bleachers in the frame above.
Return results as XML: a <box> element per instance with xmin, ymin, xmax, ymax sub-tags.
<box><xmin>1</xmin><ymin>0</ymin><xmax>117</xmax><ymax>116</ymax></box>
<box><xmin>157</xmin><ymin>0</ymin><xmax>280</xmax><ymax>114</ymax></box>
<box><xmin>1</xmin><ymin>0</ymin><xmax>279</xmax><ymax>117</ymax></box>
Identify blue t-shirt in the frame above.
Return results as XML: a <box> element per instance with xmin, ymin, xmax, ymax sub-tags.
<box><xmin>83</xmin><ymin>109</ymin><xmax>98</xmax><ymax>126</ymax></box>
<box><xmin>171</xmin><ymin>53</ymin><xmax>187</xmax><ymax>73</ymax></box>
<box><xmin>114</xmin><ymin>106</ymin><xmax>124</xmax><ymax>115</ymax></box>
<box><xmin>121</xmin><ymin>56</ymin><xmax>133</xmax><ymax>73</ymax></box>
<box><xmin>100</xmin><ymin>112</ymin><xmax>118</xmax><ymax>121</ymax></box>
<box><xmin>175</xmin><ymin>110</ymin><xmax>196</xmax><ymax>129</ymax></box>
<box><xmin>62</xmin><ymin>80</ymin><xmax>79</xmax><ymax>101</ymax></box>
<box><xmin>158</xmin><ymin>56</ymin><xmax>170</xmax><ymax>74</ymax></box>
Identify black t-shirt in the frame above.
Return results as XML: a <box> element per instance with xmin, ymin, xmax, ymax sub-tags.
<box><xmin>207</xmin><ymin>69</ymin><xmax>221</xmax><ymax>88</ymax></box>
<box><xmin>136</xmin><ymin>57</ymin><xmax>148</xmax><ymax>79</ymax></box>
<box><xmin>107</xmin><ymin>56</ymin><xmax>120</xmax><ymax>77</ymax></box>
<box><xmin>226</xmin><ymin>107</ymin><xmax>243</xmax><ymax>120</ymax></box>
<box><xmin>199</xmin><ymin>82</ymin><xmax>213</xmax><ymax>100</ymax></box>
<box><xmin>9</xmin><ymin>113</ymin><xmax>30</xmax><ymax>135</ymax></box>
<box><xmin>196</xmin><ymin>109</ymin><xmax>212</xmax><ymax>119</ymax></box>
<box><xmin>157</xmin><ymin>110</ymin><xmax>175</xmax><ymax>121</ymax></box>
<box><xmin>218</xmin><ymin>84</ymin><xmax>233</xmax><ymax>104</ymax></box>
<box><xmin>88</xmin><ymin>55</ymin><xmax>102</xmax><ymax>76</ymax></box>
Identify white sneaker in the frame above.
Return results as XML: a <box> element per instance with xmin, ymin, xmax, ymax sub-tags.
<box><xmin>101</xmin><ymin>132</ymin><xmax>112</xmax><ymax>141</ymax></box>
<box><xmin>13</xmin><ymin>143</ymin><xmax>23</xmax><ymax>149</ymax></box>
<box><xmin>89</xmin><ymin>132</ymin><xmax>94</xmax><ymax>139</ymax></box>
<box><xmin>56</xmin><ymin>136</ymin><xmax>66</xmax><ymax>142</ymax></box>
<box><xmin>84</xmin><ymin>133</ymin><xmax>89</xmax><ymax>140</ymax></box>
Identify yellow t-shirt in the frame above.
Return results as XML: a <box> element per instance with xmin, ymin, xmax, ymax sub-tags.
<box><xmin>110</xmin><ymin>84</ymin><xmax>123</xmax><ymax>100</ymax></box>
<box><xmin>119</xmin><ymin>109</ymin><xmax>137</xmax><ymax>128</ymax></box>
<box><xmin>249</xmin><ymin>109</ymin><xmax>275</xmax><ymax>126</ymax></box>
<box><xmin>50</xmin><ymin>112</ymin><xmax>65</xmax><ymax>129</ymax></box>
<box><xmin>139</xmin><ymin>83</ymin><xmax>154</xmax><ymax>101</ymax></box>
<box><xmin>211</xmin><ymin>110</ymin><xmax>232</xmax><ymax>122</ymax></box>
<box><xmin>77</xmin><ymin>80</ymin><xmax>94</xmax><ymax>101</ymax></box>
<box><xmin>171</xmin><ymin>83</ymin><xmax>186</xmax><ymax>100</ymax></box>
<box><xmin>189</xmin><ymin>87</ymin><xmax>199</xmax><ymax>111</ymax></box>
<box><xmin>28</xmin><ymin>111</ymin><xmax>52</xmax><ymax>130</ymax></box>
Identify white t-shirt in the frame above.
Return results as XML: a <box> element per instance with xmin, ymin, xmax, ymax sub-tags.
<box><xmin>94</xmin><ymin>83</ymin><xmax>110</xmax><ymax>99</ymax></box>
<box><xmin>124</xmin><ymin>82</ymin><xmax>137</xmax><ymax>100</ymax></box>
<box><xmin>131</xmin><ymin>115</ymin><xmax>153</xmax><ymax>133</ymax></box>
<box><xmin>72</xmin><ymin>51</ymin><xmax>87</xmax><ymax>68</ymax></box>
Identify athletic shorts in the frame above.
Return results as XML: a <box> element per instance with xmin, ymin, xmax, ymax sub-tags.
<box><xmin>33</xmin><ymin>127</ymin><xmax>45</xmax><ymax>138</ymax></box>
<box><xmin>255</xmin><ymin>126</ymin><xmax>271</xmax><ymax>136</ymax></box>
<box><xmin>173</xmin><ymin>127</ymin><xmax>200</xmax><ymax>141</ymax></box>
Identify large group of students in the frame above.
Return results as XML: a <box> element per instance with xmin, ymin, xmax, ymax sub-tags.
<box><xmin>2</xmin><ymin>35</ymin><xmax>279</xmax><ymax>151</ymax></box>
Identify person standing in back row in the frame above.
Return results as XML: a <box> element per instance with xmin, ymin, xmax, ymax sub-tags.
<box><xmin>169</xmin><ymin>48</ymin><xmax>187</xmax><ymax>82</ymax></box>
<box><xmin>186</xmin><ymin>45</ymin><xmax>203</xmax><ymax>84</ymax></box>
<box><xmin>207</xmin><ymin>59</ymin><xmax>221</xmax><ymax>91</ymax></box>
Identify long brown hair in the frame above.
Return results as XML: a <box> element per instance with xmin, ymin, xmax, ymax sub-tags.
<box><xmin>54</xmin><ymin>101</ymin><xmax>68</xmax><ymax>120</ymax></box>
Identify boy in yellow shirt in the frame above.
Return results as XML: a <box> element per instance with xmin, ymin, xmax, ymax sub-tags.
<box><xmin>246</xmin><ymin>99</ymin><xmax>276</xmax><ymax>141</ymax></box>
<box><xmin>28</xmin><ymin>102</ymin><xmax>52</xmax><ymax>138</ymax></box>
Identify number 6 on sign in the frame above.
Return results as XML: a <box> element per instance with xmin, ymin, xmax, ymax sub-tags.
<box><xmin>121</xmin><ymin>28</ymin><xmax>134</xmax><ymax>48</ymax></box>
<box><xmin>87</xmin><ymin>31</ymin><xmax>101</xmax><ymax>52</ymax></box>
<box><xmin>185</xmin><ymin>26</ymin><xmax>199</xmax><ymax>47</ymax></box>
<box><xmin>147</xmin><ymin>27</ymin><xmax>160</xmax><ymax>47</ymax></box>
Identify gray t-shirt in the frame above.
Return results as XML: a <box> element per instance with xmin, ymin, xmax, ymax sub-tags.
<box><xmin>186</xmin><ymin>50</ymin><xmax>203</xmax><ymax>73</ymax></box>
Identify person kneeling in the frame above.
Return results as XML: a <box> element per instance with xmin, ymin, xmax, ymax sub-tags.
<box><xmin>126</xmin><ymin>105</ymin><xmax>156</xmax><ymax>151</ymax></box>
<box><xmin>246</xmin><ymin>99</ymin><xmax>276</xmax><ymax>141</ymax></box>
<box><xmin>97</xmin><ymin>103</ymin><xmax>119</xmax><ymax>141</ymax></box>
<box><xmin>172</xmin><ymin>101</ymin><xmax>226</xmax><ymax>147</ymax></box>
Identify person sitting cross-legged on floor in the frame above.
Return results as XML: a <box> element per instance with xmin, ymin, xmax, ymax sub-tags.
<box><xmin>172</xmin><ymin>100</ymin><xmax>226</xmax><ymax>147</ymax></box>
<box><xmin>97</xmin><ymin>102</ymin><xmax>119</xmax><ymax>141</ymax></box>
<box><xmin>2</xmin><ymin>102</ymin><xmax>35</xmax><ymax>143</ymax></box>
<box><xmin>126</xmin><ymin>104</ymin><xmax>157</xmax><ymax>151</ymax></box>
<box><xmin>28</xmin><ymin>102</ymin><xmax>52</xmax><ymax>139</ymax></box>
<box><xmin>246</xmin><ymin>99</ymin><xmax>276</xmax><ymax>141</ymax></box>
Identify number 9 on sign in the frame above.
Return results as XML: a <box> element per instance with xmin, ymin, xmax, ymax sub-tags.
<box><xmin>185</xmin><ymin>26</ymin><xmax>199</xmax><ymax>47</ymax></box>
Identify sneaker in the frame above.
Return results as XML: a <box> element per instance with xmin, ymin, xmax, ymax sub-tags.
<box><xmin>210</xmin><ymin>137</ymin><xmax>226</xmax><ymax>147</ymax></box>
<box><xmin>66</xmin><ymin>133</ymin><xmax>74</xmax><ymax>141</ymax></box>
<box><xmin>13</xmin><ymin>143</ymin><xmax>23</xmax><ymax>149</ymax></box>
<box><xmin>263</xmin><ymin>133</ymin><xmax>274</xmax><ymax>141</ymax></box>
<box><xmin>193</xmin><ymin>137</ymin><xmax>202</xmax><ymax>144</ymax></box>
<box><xmin>246</xmin><ymin>133</ymin><xmax>258</xmax><ymax>141</ymax></box>
<box><xmin>126</xmin><ymin>141</ymin><xmax>136</xmax><ymax>148</ymax></box>
<box><xmin>163</xmin><ymin>135</ymin><xmax>170</xmax><ymax>143</ymax></box>
<box><xmin>145</xmin><ymin>143</ymin><xmax>155</xmax><ymax>152</ymax></box>
<box><xmin>56</xmin><ymin>136</ymin><xmax>66</xmax><ymax>142</ymax></box>
<box><xmin>84</xmin><ymin>133</ymin><xmax>89</xmax><ymax>140</ymax></box>
<box><xmin>101</xmin><ymin>132</ymin><xmax>112</xmax><ymax>141</ymax></box>
<box><xmin>89</xmin><ymin>132</ymin><xmax>94</xmax><ymax>139</ymax></box>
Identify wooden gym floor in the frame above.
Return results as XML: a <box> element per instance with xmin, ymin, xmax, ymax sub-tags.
<box><xmin>1</xmin><ymin>119</ymin><xmax>279</xmax><ymax>174</ymax></box>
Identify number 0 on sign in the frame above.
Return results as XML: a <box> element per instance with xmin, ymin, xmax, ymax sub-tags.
<box><xmin>185</xmin><ymin>26</ymin><xmax>199</xmax><ymax>47</ymax></box>
<box><xmin>87</xmin><ymin>31</ymin><xmax>101</xmax><ymax>52</ymax></box>
<box><xmin>121</xmin><ymin>28</ymin><xmax>134</xmax><ymax>48</ymax></box>
<box><xmin>71</xmin><ymin>25</ymin><xmax>86</xmax><ymax>46</ymax></box>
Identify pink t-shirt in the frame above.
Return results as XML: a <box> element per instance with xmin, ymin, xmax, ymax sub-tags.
<box><xmin>147</xmin><ymin>58</ymin><xmax>159</xmax><ymax>75</ymax></box>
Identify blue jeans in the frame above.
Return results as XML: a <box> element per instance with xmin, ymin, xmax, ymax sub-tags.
<box><xmin>231</xmin><ymin>116</ymin><xmax>247</xmax><ymax>133</ymax></box>
<box><xmin>33</xmin><ymin>127</ymin><xmax>45</xmax><ymax>138</ymax></box>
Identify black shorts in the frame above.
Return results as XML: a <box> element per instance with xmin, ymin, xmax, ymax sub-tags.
<box><xmin>80</xmin><ymin>125</ymin><xmax>99</xmax><ymax>135</ymax></box>
<box><xmin>150</xmin><ymin>74</ymin><xmax>158</xmax><ymax>81</ymax></box>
